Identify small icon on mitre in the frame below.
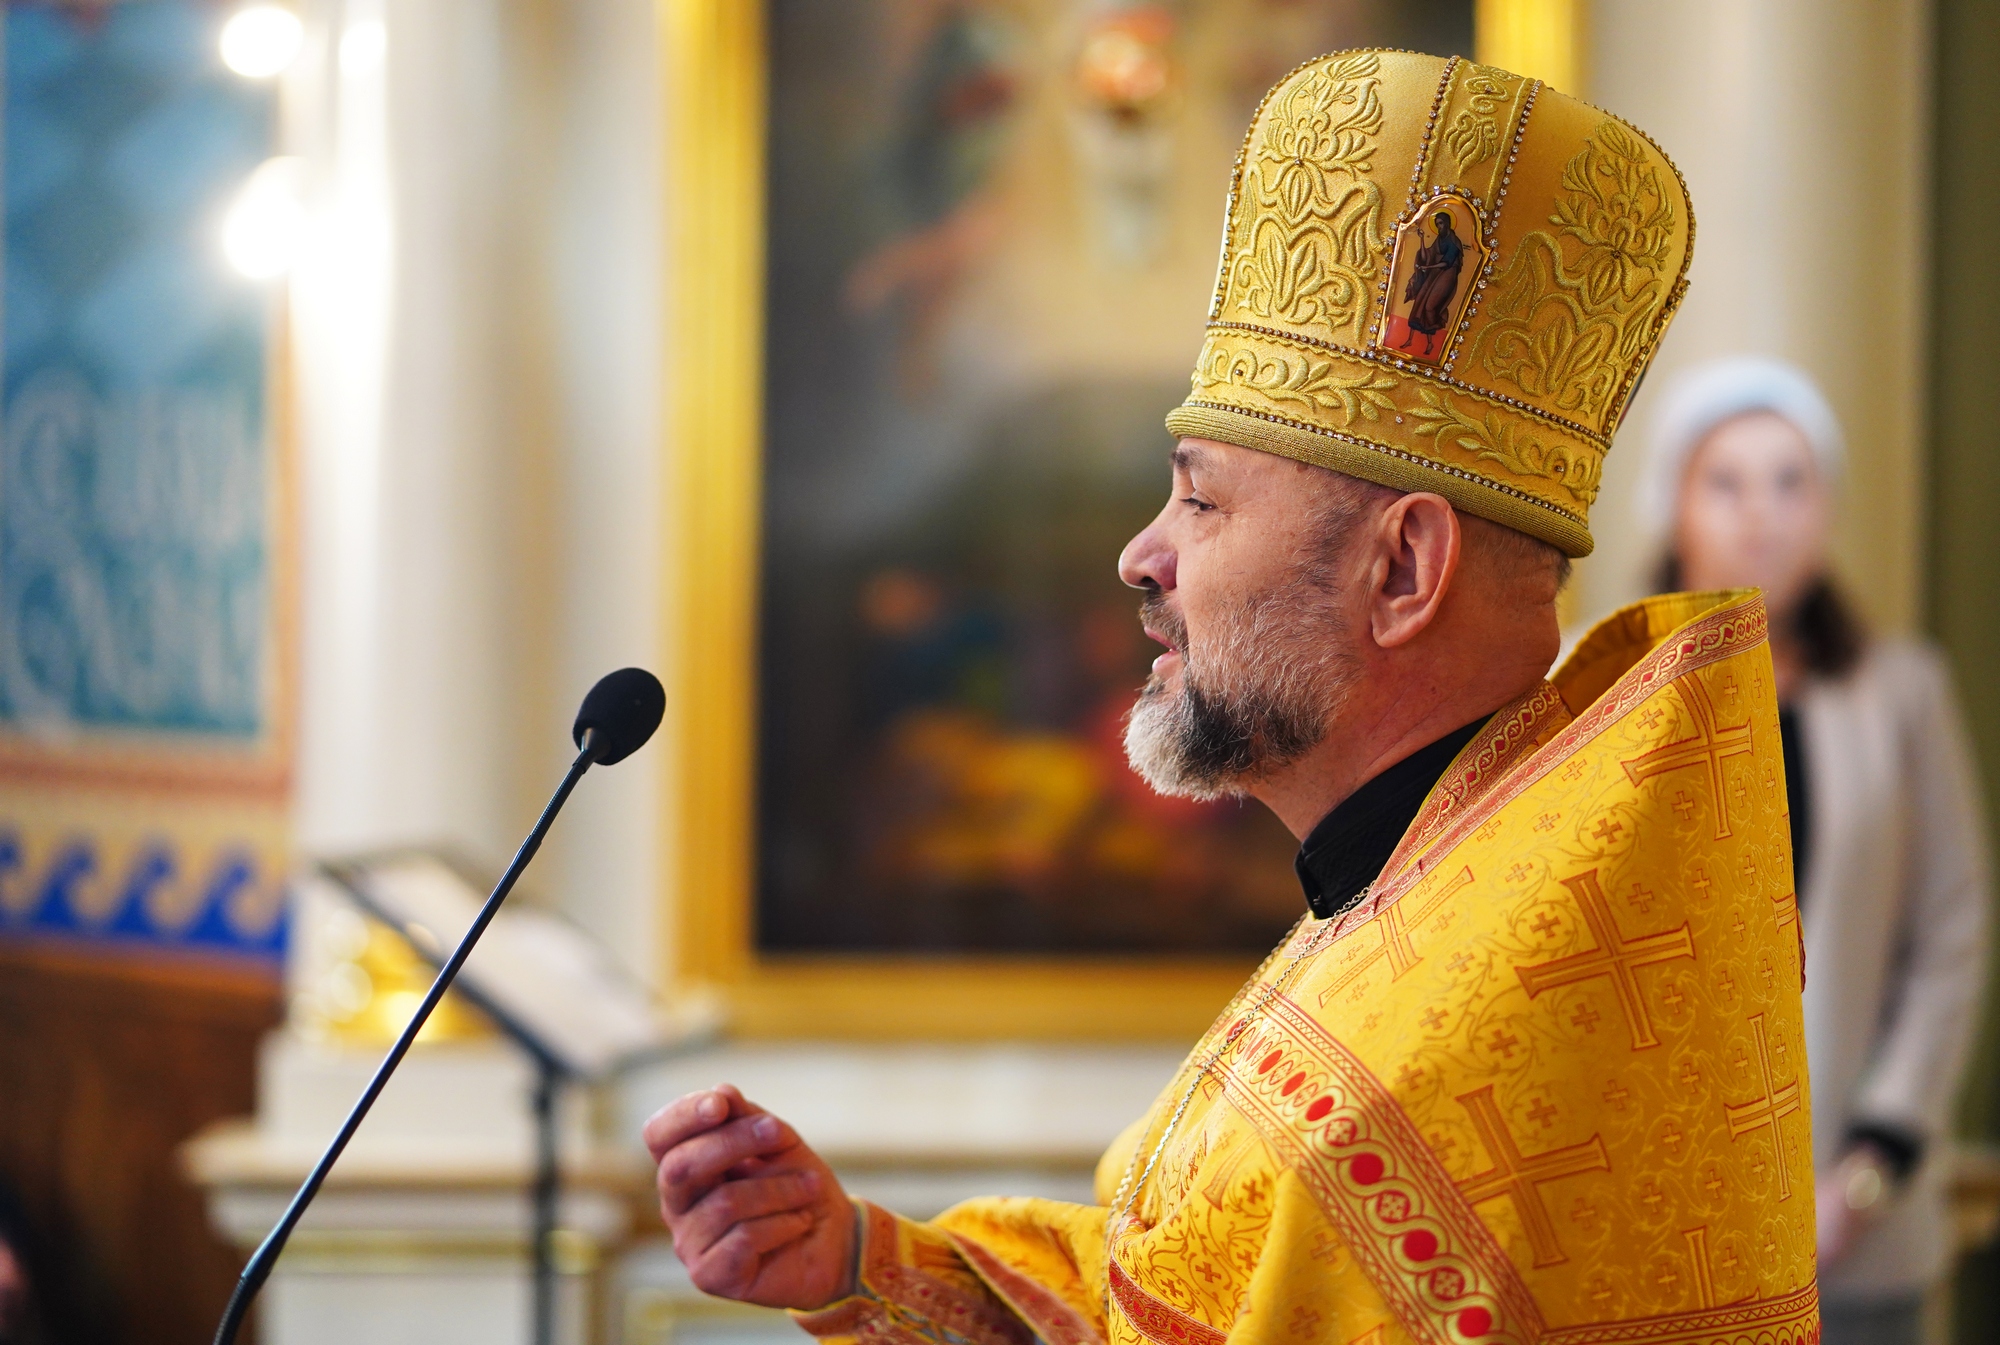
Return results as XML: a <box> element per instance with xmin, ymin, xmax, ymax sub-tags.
<box><xmin>1376</xmin><ymin>193</ymin><xmax>1487</xmax><ymax>365</ymax></box>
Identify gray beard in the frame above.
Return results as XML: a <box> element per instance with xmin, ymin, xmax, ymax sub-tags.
<box><xmin>1122</xmin><ymin>588</ymin><xmax>1356</xmax><ymax>801</ymax></box>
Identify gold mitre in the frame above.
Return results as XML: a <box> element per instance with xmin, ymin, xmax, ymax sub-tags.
<box><xmin>1165</xmin><ymin>50</ymin><xmax>1693</xmax><ymax>556</ymax></box>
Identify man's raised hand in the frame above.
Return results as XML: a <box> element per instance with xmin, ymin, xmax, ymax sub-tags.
<box><xmin>643</xmin><ymin>1085</ymin><xmax>857</xmax><ymax>1310</ymax></box>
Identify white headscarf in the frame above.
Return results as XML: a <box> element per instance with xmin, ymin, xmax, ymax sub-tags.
<box><xmin>1636</xmin><ymin>356</ymin><xmax>1844</xmax><ymax>536</ymax></box>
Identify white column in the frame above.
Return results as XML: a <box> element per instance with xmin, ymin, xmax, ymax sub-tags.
<box><xmin>1582</xmin><ymin>0</ymin><xmax>1932</xmax><ymax>633</ymax></box>
<box><xmin>289</xmin><ymin>0</ymin><xmax>664</xmax><ymax>986</ymax></box>
<box><xmin>293</xmin><ymin>0</ymin><xmax>538</xmax><ymax>866</ymax></box>
<box><xmin>543</xmin><ymin>0</ymin><xmax>665</xmax><ymax>987</ymax></box>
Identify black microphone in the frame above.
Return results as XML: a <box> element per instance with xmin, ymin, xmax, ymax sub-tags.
<box><xmin>573</xmin><ymin>665</ymin><xmax>667</xmax><ymax>765</ymax></box>
<box><xmin>212</xmin><ymin>668</ymin><xmax>666</xmax><ymax>1345</ymax></box>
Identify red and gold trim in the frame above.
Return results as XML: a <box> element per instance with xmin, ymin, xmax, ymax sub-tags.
<box><xmin>1097</xmin><ymin>591</ymin><xmax>1807</xmax><ymax>1345</ymax></box>
<box><xmin>1381</xmin><ymin>680</ymin><xmax>1571</xmax><ymax>882</ymax></box>
<box><xmin>1214</xmin><ymin>994</ymin><xmax>1544</xmax><ymax>1345</ymax></box>
<box><xmin>1364</xmin><ymin>594</ymin><xmax>1767</xmax><ymax>919</ymax></box>
<box><xmin>795</xmin><ymin>1203</ymin><xmax>1035</xmax><ymax>1345</ymax></box>
<box><xmin>1540</xmin><ymin>1281</ymin><xmax>1820</xmax><ymax>1345</ymax></box>
<box><xmin>1106</xmin><ymin>1256</ymin><xmax>1226</xmax><ymax>1345</ymax></box>
<box><xmin>950</xmin><ymin>1232</ymin><xmax>1104</xmax><ymax>1345</ymax></box>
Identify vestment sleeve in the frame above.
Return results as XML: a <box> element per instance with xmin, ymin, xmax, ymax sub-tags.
<box><xmin>793</xmin><ymin>1198</ymin><xmax>1107</xmax><ymax>1345</ymax></box>
<box><xmin>1852</xmin><ymin>643</ymin><xmax>1993</xmax><ymax>1141</ymax></box>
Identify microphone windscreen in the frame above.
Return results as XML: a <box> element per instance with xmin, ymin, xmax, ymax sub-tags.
<box><xmin>572</xmin><ymin>668</ymin><xmax>666</xmax><ymax>765</ymax></box>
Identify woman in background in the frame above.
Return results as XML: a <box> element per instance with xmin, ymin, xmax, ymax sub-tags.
<box><xmin>1644</xmin><ymin>357</ymin><xmax>1991</xmax><ymax>1345</ymax></box>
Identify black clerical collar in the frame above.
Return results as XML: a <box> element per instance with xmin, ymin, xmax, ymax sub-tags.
<box><xmin>1294</xmin><ymin>716</ymin><xmax>1490</xmax><ymax>919</ymax></box>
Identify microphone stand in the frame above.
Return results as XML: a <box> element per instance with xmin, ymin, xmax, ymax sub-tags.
<box><xmin>322</xmin><ymin>867</ymin><xmax>574</xmax><ymax>1345</ymax></box>
<box><xmin>530</xmin><ymin>1054</ymin><xmax>563</xmax><ymax>1345</ymax></box>
<box><xmin>212</xmin><ymin>739</ymin><xmax>599</xmax><ymax>1345</ymax></box>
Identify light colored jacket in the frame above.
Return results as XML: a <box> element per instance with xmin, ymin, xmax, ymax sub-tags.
<box><xmin>1797</xmin><ymin>638</ymin><xmax>1991</xmax><ymax>1301</ymax></box>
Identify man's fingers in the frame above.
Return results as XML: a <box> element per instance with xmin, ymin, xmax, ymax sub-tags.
<box><xmin>685</xmin><ymin>1209</ymin><xmax>816</xmax><ymax>1299</ymax></box>
<box><xmin>643</xmin><ymin>1089</ymin><xmax>734</xmax><ymax>1160</ymax></box>
<box><xmin>643</xmin><ymin>1085</ymin><xmax>778</xmax><ymax>1161</ymax></box>
<box><xmin>712</xmin><ymin>1083</ymin><xmax>761</xmax><ymax>1115</ymax></box>
<box><xmin>657</xmin><ymin>1113</ymin><xmax>804</xmax><ymax>1215</ymax></box>
<box><xmin>674</xmin><ymin>1170</ymin><xmax>823</xmax><ymax>1258</ymax></box>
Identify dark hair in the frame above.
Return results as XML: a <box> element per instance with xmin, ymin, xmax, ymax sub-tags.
<box><xmin>1653</xmin><ymin>554</ymin><xmax>1864</xmax><ymax>678</ymax></box>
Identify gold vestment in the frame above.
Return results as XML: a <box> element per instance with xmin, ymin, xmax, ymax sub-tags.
<box><xmin>799</xmin><ymin>591</ymin><xmax>1819</xmax><ymax>1345</ymax></box>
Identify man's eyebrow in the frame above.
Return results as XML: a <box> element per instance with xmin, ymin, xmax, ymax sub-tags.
<box><xmin>1171</xmin><ymin>443</ymin><xmax>1210</xmax><ymax>475</ymax></box>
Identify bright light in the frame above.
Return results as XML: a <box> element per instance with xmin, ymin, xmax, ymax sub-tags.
<box><xmin>223</xmin><ymin>157</ymin><xmax>308</xmax><ymax>279</ymax></box>
<box><xmin>339</xmin><ymin>19</ymin><xmax>387</xmax><ymax>77</ymax></box>
<box><xmin>219</xmin><ymin>4</ymin><xmax>303</xmax><ymax>78</ymax></box>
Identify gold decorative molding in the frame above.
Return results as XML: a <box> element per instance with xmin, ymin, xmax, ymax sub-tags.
<box><xmin>659</xmin><ymin>1</ymin><xmax>1587</xmax><ymax>1040</ymax></box>
<box><xmin>628</xmin><ymin>1287</ymin><xmax>791</xmax><ymax>1345</ymax></box>
<box><xmin>663</xmin><ymin>0</ymin><xmax>764</xmax><ymax>999</ymax></box>
<box><xmin>180</xmin><ymin>1119</ymin><xmax>653</xmax><ymax>1190</ymax></box>
<box><xmin>690</xmin><ymin>959</ymin><xmax>1260</xmax><ymax>1043</ymax></box>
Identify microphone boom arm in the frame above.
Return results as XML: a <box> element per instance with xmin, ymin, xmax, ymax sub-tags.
<box><xmin>212</xmin><ymin>739</ymin><xmax>600</xmax><ymax>1345</ymax></box>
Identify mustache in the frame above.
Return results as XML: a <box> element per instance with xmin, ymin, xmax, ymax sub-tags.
<box><xmin>1122</xmin><ymin>579</ymin><xmax>1352</xmax><ymax>798</ymax></box>
<box><xmin>1139</xmin><ymin>591</ymin><xmax>1186</xmax><ymax>657</ymax></box>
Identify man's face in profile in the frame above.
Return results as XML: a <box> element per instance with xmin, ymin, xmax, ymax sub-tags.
<box><xmin>1117</xmin><ymin>439</ymin><xmax>1368</xmax><ymax>800</ymax></box>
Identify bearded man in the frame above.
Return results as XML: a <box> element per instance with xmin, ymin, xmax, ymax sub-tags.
<box><xmin>645</xmin><ymin>51</ymin><xmax>1820</xmax><ymax>1345</ymax></box>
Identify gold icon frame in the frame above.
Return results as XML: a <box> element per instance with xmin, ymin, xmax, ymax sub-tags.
<box><xmin>660</xmin><ymin>0</ymin><xmax>1585</xmax><ymax>1040</ymax></box>
<box><xmin>1375</xmin><ymin>190</ymin><xmax>1491</xmax><ymax>368</ymax></box>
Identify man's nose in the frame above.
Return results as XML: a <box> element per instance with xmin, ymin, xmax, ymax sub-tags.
<box><xmin>1118</xmin><ymin>517</ymin><xmax>1176</xmax><ymax>591</ymax></box>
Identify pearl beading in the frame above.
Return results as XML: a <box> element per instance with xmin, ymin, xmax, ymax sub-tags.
<box><xmin>1403</xmin><ymin>55</ymin><xmax>1461</xmax><ymax>218</ymax></box>
<box><xmin>1444</xmin><ymin>80</ymin><xmax>1540</xmax><ymax>371</ymax></box>
<box><xmin>1368</xmin><ymin>71</ymin><xmax>1542</xmax><ymax>378</ymax></box>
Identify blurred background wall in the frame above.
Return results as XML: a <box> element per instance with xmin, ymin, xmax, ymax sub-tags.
<box><xmin>290</xmin><ymin>0</ymin><xmax>1977</xmax><ymax>996</ymax></box>
<box><xmin>1924</xmin><ymin>0</ymin><xmax>2000</xmax><ymax>1332</ymax></box>
<box><xmin>283</xmin><ymin>0</ymin><xmax>2000</xmax><ymax>1334</ymax></box>
<box><xmin>1581</xmin><ymin>0</ymin><xmax>1933</xmax><ymax>638</ymax></box>
<box><xmin>3</xmin><ymin>0</ymin><xmax>1997</xmax><ymax>1339</ymax></box>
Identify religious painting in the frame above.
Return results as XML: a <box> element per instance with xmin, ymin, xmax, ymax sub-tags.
<box><xmin>753</xmin><ymin>0</ymin><xmax>1475</xmax><ymax>962</ymax></box>
<box><xmin>0</xmin><ymin>0</ymin><xmax>292</xmax><ymax>965</ymax></box>
<box><xmin>1376</xmin><ymin>190</ymin><xmax>1487</xmax><ymax>366</ymax></box>
<box><xmin>665</xmin><ymin>0</ymin><xmax>1578</xmax><ymax>1036</ymax></box>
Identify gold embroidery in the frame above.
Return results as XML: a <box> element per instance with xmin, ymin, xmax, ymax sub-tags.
<box><xmin>1471</xmin><ymin>122</ymin><xmax>1678</xmax><ymax>429</ymax></box>
<box><xmin>1383</xmin><ymin>681</ymin><xmax>1572</xmax><ymax>880</ymax></box>
<box><xmin>1443</xmin><ymin>72</ymin><xmax>1509</xmax><ymax>172</ymax></box>
<box><xmin>1227</xmin><ymin>52</ymin><xmax>1386</xmax><ymax>343</ymax></box>
<box><xmin>1192</xmin><ymin>341</ymin><xmax>1398</xmax><ymax>422</ymax></box>
<box><xmin>1407</xmin><ymin>387</ymin><xmax>1602</xmax><ymax>507</ymax></box>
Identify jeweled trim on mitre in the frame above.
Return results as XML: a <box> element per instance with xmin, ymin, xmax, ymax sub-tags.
<box><xmin>1377</xmin><ymin>66</ymin><xmax>1542</xmax><ymax>374</ymax></box>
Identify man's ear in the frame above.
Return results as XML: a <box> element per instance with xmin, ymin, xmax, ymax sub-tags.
<box><xmin>1369</xmin><ymin>493</ymin><xmax>1461</xmax><ymax>649</ymax></box>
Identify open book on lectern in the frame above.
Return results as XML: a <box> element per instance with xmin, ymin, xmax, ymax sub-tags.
<box><xmin>317</xmin><ymin>850</ymin><xmax>713</xmax><ymax>1080</ymax></box>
